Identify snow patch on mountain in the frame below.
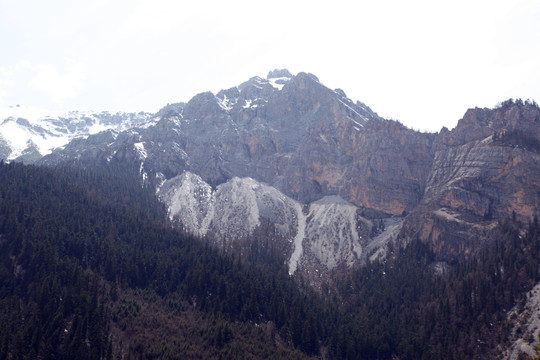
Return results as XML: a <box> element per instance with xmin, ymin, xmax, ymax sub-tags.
<box><xmin>338</xmin><ymin>99</ymin><xmax>368</xmax><ymax>125</ymax></box>
<box><xmin>268</xmin><ymin>77</ymin><xmax>291</xmax><ymax>91</ymax></box>
<box><xmin>133</xmin><ymin>142</ymin><xmax>147</xmax><ymax>160</ymax></box>
<box><xmin>0</xmin><ymin>115</ymin><xmax>68</xmax><ymax>159</ymax></box>
<box><xmin>0</xmin><ymin>106</ymin><xmax>63</xmax><ymax>123</ymax></box>
<box><xmin>217</xmin><ymin>95</ymin><xmax>236</xmax><ymax>112</ymax></box>
<box><xmin>243</xmin><ymin>99</ymin><xmax>253</xmax><ymax>109</ymax></box>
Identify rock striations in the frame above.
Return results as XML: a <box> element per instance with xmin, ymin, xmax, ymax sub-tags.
<box><xmin>405</xmin><ymin>100</ymin><xmax>540</xmax><ymax>259</ymax></box>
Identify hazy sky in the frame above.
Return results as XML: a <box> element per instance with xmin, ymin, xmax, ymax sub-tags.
<box><xmin>1</xmin><ymin>0</ymin><xmax>539</xmax><ymax>132</ymax></box>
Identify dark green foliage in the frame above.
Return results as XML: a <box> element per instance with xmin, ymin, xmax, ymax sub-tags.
<box><xmin>109</xmin><ymin>288</ymin><xmax>310</xmax><ymax>360</ymax></box>
<box><xmin>494</xmin><ymin>129</ymin><xmax>540</xmax><ymax>152</ymax></box>
<box><xmin>328</xmin><ymin>219</ymin><xmax>540</xmax><ymax>360</ymax></box>
<box><xmin>497</xmin><ymin>98</ymin><xmax>539</xmax><ymax>109</ymax></box>
<box><xmin>0</xmin><ymin>163</ymin><xmax>112</xmax><ymax>359</ymax></box>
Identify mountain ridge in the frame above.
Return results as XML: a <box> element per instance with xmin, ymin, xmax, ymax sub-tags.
<box><xmin>4</xmin><ymin>70</ymin><xmax>540</xmax><ymax>274</ymax></box>
<box><xmin>0</xmin><ymin>106</ymin><xmax>154</xmax><ymax>163</ymax></box>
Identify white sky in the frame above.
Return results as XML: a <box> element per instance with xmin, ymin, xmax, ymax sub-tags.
<box><xmin>1</xmin><ymin>0</ymin><xmax>539</xmax><ymax>132</ymax></box>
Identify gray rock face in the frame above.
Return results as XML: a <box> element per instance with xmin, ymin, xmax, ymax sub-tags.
<box><xmin>27</xmin><ymin>83</ymin><xmax>540</xmax><ymax>355</ymax></box>
<box><xmin>37</xmin><ymin>72</ymin><xmax>540</xmax><ymax>271</ymax></box>
<box><xmin>267</xmin><ymin>69</ymin><xmax>293</xmax><ymax>78</ymax></box>
<box><xmin>503</xmin><ymin>282</ymin><xmax>540</xmax><ymax>360</ymax></box>
<box><xmin>158</xmin><ymin>172</ymin><xmax>385</xmax><ymax>276</ymax></box>
<box><xmin>282</xmin><ymin>117</ymin><xmax>436</xmax><ymax>213</ymax></box>
<box><xmin>302</xmin><ymin>196</ymin><xmax>369</xmax><ymax>269</ymax></box>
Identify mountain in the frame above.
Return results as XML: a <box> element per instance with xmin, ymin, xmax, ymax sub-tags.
<box><xmin>158</xmin><ymin>172</ymin><xmax>378</xmax><ymax>278</ymax></box>
<box><xmin>0</xmin><ymin>162</ymin><xmax>319</xmax><ymax>359</ymax></box>
<box><xmin>36</xmin><ymin>71</ymin><xmax>540</xmax><ymax>276</ymax></box>
<box><xmin>0</xmin><ymin>161</ymin><xmax>537</xmax><ymax>359</ymax></box>
<box><xmin>1</xmin><ymin>70</ymin><xmax>539</xmax><ymax>359</ymax></box>
<box><xmin>38</xmin><ymin>70</ymin><xmax>413</xmax><ymax>278</ymax></box>
<box><xmin>0</xmin><ymin>106</ymin><xmax>154</xmax><ymax>163</ymax></box>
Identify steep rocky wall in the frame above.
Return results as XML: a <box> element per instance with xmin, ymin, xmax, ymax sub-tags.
<box><xmin>404</xmin><ymin>102</ymin><xmax>540</xmax><ymax>259</ymax></box>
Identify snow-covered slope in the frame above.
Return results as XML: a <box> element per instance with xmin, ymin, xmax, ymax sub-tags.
<box><xmin>0</xmin><ymin>106</ymin><xmax>154</xmax><ymax>162</ymax></box>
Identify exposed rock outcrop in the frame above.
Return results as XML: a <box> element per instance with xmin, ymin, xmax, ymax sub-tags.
<box><xmin>404</xmin><ymin>101</ymin><xmax>540</xmax><ymax>260</ymax></box>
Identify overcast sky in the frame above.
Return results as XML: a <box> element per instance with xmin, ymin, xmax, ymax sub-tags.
<box><xmin>1</xmin><ymin>0</ymin><xmax>539</xmax><ymax>132</ymax></box>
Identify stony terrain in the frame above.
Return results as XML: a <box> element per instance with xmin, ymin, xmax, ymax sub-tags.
<box><xmin>503</xmin><ymin>283</ymin><xmax>540</xmax><ymax>360</ymax></box>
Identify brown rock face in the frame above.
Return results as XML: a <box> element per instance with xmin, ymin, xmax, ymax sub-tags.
<box><xmin>282</xmin><ymin>117</ymin><xmax>436</xmax><ymax>215</ymax></box>
<box><xmin>405</xmin><ymin>100</ymin><xmax>540</xmax><ymax>260</ymax></box>
<box><xmin>157</xmin><ymin>72</ymin><xmax>438</xmax><ymax>219</ymax></box>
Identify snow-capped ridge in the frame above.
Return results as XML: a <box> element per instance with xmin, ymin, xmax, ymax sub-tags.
<box><xmin>0</xmin><ymin>106</ymin><xmax>154</xmax><ymax>162</ymax></box>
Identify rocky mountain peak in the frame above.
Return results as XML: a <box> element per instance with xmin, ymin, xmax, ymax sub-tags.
<box><xmin>267</xmin><ymin>68</ymin><xmax>292</xmax><ymax>79</ymax></box>
<box><xmin>183</xmin><ymin>91</ymin><xmax>223</xmax><ymax>118</ymax></box>
<box><xmin>0</xmin><ymin>108</ymin><xmax>154</xmax><ymax>162</ymax></box>
<box><xmin>236</xmin><ymin>76</ymin><xmax>277</xmax><ymax>101</ymax></box>
<box><xmin>294</xmin><ymin>71</ymin><xmax>320</xmax><ymax>83</ymax></box>
<box><xmin>155</xmin><ymin>102</ymin><xmax>185</xmax><ymax>118</ymax></box>
<box><xmin>442</xmin><ymin>99</ymin><xmax>540</xmax><ymax>146</ymax></box>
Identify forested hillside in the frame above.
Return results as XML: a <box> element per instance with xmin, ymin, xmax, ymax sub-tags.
<box><xmin>0</xmin><ymin>162</ymin><xmax>538</xmax><ymax>359</ymax></box>
<box><xmin>0</xmin><ymin>162</ymin><xmax>321</xmax><ymax>359</ymax></box>
<box><xmin>329</xmin><ymin>222</ymin><xmax>539</xmax><ymax>359</ymax></box>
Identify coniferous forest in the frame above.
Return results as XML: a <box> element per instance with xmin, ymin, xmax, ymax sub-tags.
<box><xmin>0</xmin><ymin>161</ymin><xmax>538</xmax><ymax>359</ymax></box>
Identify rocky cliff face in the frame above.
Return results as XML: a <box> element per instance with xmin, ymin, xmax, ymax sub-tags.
<box><xmin>404</xmin><ymin>100</ymin><xmax>540</xmax><ymax>260</ymax></box>
<box><xmin>37</xmin><ymin>72</ymin><xmax>540</xmax><ymax>276</ymax></box>
<box><xmin>40</xmin><ymin>70</ymin><xmax>435</xmax><ymax>212</ymax></box>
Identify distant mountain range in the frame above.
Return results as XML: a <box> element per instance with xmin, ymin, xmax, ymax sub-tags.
<box><xmin>0</xmin><ymin>106</ymin><xmax>153</xmax><ymax>163</ymax></box>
